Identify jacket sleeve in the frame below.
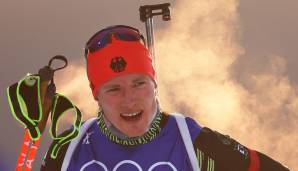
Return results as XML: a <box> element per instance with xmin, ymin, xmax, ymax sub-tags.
<box><xmin>193</xmin><ymin>127</ymin><xmax>290</xmax><ymax>171</ymax></box>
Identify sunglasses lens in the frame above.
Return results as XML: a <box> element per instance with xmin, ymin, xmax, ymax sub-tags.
<box><xmin>112</xmin><ymin>27</ymin><xmax>141</xmax><ymax>41</ymax></box>
<box><xmin>88</xmin><ymin>34</ymin><xmax>110</xmax><ymax>53</ymax></box>
<box><xmin>85</xmin><ymin>26</ymin><xmax>143</xmax><ymax>57</ymax></box>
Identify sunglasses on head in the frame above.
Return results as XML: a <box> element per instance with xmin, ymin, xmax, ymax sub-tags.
<box><xmin>84</xmin><ymin>25</ymin><xmax>146</xmax><ymax>58</ymax></box>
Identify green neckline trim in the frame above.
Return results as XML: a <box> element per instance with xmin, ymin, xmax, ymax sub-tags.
<box><xmin>97</xmin><ymin>112</ymin><xmax>162</xmax><ymax>146</ymax></box>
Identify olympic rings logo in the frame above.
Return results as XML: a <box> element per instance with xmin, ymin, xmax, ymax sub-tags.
<box><xmin>80</xmin><ymin>160</ymin><xmax>178</xmax><ymax>171</ymax></box>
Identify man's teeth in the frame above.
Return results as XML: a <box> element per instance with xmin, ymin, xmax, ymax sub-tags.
<box><xmin>121</xmin><ymin>112</ymin><xmax>140</xmax><ymax>117</ymax></box>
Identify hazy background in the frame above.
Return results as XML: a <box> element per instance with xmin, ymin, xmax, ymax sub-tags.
<box><xmin>1</xmin><ymin>0</ymin><xmax>297</xmax><ymax>170</ymax></box>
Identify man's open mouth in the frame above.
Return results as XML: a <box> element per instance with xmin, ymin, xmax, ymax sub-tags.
<box><xmin>120</xmin><ymin>110</ymin><xmax>143</xmax><ymax>121</ymax></box>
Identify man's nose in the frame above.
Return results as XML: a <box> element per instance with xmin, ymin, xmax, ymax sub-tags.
<box><xmin>121</xmin><ymin>87</ymin><xmax>137</xmax><ymax>108</ymax></box>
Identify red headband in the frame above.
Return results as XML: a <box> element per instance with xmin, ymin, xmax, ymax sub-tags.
<box><xmin>87</xmin><ymin>37</ymin><xmax>155</xmax><ymax>100</ymax></box>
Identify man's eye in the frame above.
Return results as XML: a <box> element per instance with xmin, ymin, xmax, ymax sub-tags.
<box><xmin>106</xmin><ymin>88</ymin><xmax>120</xmax><ymax>92</ymax></box>
<box><xmin>134</xmin><ymin>81</ymin><xmax>146</xmax><ymax>87</ymax></box>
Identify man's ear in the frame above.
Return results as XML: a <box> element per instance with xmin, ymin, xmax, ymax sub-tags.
<box><xmin>154</xmin><ymin>87</ymin><xmax>159</xmax><ymax>96</ymax></box>
<box><xmin>97</xmin><ymin>98</ymin><xmax>103</xmax><ymax>110</ymax></box>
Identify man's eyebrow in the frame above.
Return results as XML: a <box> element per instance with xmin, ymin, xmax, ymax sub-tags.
<box><xmin>102</xmin><ymin>84</ymin><xmax>120</xmax><ymax>90</ymax></box>
<box><xmin>132</xmin><ymin>76</ymin><xmax>147</xmax><ymax>83</ymax></box>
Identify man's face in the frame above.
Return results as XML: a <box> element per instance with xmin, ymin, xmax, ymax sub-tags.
<box><xmin>97</xmin><ymin>73</ymin><xmax>157</xmax><ymax>137</ymax></box>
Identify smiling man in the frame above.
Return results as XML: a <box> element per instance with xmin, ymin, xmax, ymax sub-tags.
<box><xmin>97</xmin><ymin>74</ymin><xmax>157</xmax><ymax>137</ymax></box>
<box><xmin>41</xmin><ymin>25</ymin><xmax>289</xmax><ymax>171</ymax></box>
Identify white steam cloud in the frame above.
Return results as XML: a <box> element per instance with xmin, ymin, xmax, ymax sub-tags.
<box><xmin>155</xmin><ymin>0</ymin><xmax>297</xmax><ymax>169</ymax></box>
